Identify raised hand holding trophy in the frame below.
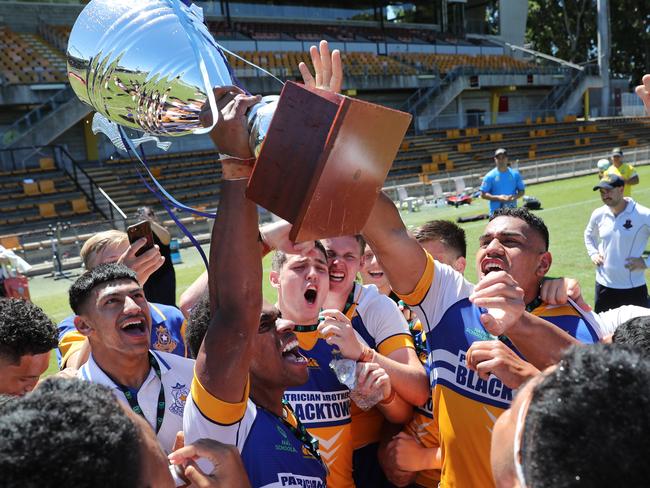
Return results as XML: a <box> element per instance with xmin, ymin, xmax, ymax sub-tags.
<box><xmin>67</xmin><ymin>0</ymin><xmax>411</xmax><ymax>240</ymax></box>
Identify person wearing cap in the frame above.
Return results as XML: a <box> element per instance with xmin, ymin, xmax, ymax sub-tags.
<box><xmin>604</xmin><ymin>147</ymin><xmax>639</xmax><ymax>197</ymax></box>
<box><xmin>584</xmin><ymin>174</ymin><xmax>650</xmax><ymax>313</ymax></box>
<box><xmin>479</xmin><ymin>148</ymin><xmax>525</xmax><ymax>215</ymax></box>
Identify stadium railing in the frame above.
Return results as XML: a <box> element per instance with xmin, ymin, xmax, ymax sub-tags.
<box><xmin>384</xmin><ymin>143</ymin><xmax>650</xmax><ymax>202</ymax></box>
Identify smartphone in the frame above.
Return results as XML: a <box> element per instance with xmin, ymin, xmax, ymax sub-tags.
<box><xmin>126</xmin><ymin>220</ymin><xmax>154</xmax><ymax>257</ymax></box>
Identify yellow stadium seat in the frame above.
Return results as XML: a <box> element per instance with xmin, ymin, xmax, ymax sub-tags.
<box><xmin>0</xmin><ymin>235</ymin><xmax>20</xmax><ymax>250</ymax></box>
<box><xmin>38</xmin><ymin>203</ymin><xmax>57</xmax><ymax>218</ymax></box>
<box><xmin>23</xmin><ymin>181</ymin><xmax>40</xmax><ymax>195</ymax></box>
<box><xmin>38</xmin><ymin>179</ymin><xmax>56</xmax><ymax>194</ymax></box>
<box><xmin>39</xmin><ymin>158</ymin><xmax>55</xmax><ymax>170</ymax></box>
<box><xmin>71</xmin><ymin>198</ymin><xmax>90</xmax><ymax>214</ymax></box>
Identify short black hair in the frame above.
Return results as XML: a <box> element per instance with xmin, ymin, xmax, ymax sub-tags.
<box><xmin>522</xmin><ymin>344</ymin><xmax>650</xmax><ymax>487</ymax></box>
<box><xmin>69</xmin><ymin>263</ymin><xmax>139</xmax><ymax>315</ymax></box>
<box><xmin>187</xmin><ymin>292</ymin><xmax>210</xmax><ymax>359</ymax></box>
<box><xmin>0</xmin><ymin>298</ymin><xmax>57</xmax><ymax>364</ymax></box>
<box><xmin>490</xmin><ymin>207</ymin><xmax>549</xmax><ymax>251</ymax></box>
<box><xmin>271</xmin><ymin>240</ymin><xmax>328</xmax><ymax>272</ymax></box>
<box><xmin>413</xmin><ymin>220</ymin><xmax>467</xmax><ymax>258</ymax></box>
<box><xmin>613</xmin><ymin>316</ymin><xmax>650</xmax><ymax>354</ymax></box>
<box><xmin>0</xmin><ymin>377</ymin><xmax>141</xmax><ymax>487</ymax></box>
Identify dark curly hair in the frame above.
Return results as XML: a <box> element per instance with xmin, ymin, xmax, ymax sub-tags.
<box><xmin>0</xmin><ymin>298</ymin><xmax>57</xmax><ymax>364</ymax></box>
<box><xmin>490</xmin><ymin>207</ymin><xmax>549</xmax><ymax>251</ymax></box>
<box><xmin>0</xmin><ymin>377</ymin><xmax>141</xmax><ymax>487</ymax></box>
<box><xmin>613</xmin><ymin>316</ymin><xmax>650</xmax><ymax>354</ymax></box>
<box><xmin>187</xmin><ymin>292</ymin><xmax>210</xmax><ymax>359</ymax></box>
<box><xmin>69</xmin><ymin>262</ymin><xmax>139</xmax><ymax>315</ymax></box>
<box><xmin>522</xmin><ymin>344</ymin><xmax>650</xmax><ymax>487</ymax></box>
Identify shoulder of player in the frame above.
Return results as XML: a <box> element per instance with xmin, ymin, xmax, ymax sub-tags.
<box><xmin>357</xmin><ymin>283</ymin><xmax>400</xmax><ymax>312</ymax></box>
<box><xmin>151</xmin><ymin>350</ymin><xmax>195</xmax><ymax>378</ymax></box>
<box><xmin>149</xmin><ymin>302</ymin><xmax>184</xmax><ymax>325</ymax></box>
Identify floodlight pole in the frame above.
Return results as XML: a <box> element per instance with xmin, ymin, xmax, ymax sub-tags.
<box><xmin>597</xmin><ymin>0</ymin><xmax>611</xmax><ymax>116</ymax></box>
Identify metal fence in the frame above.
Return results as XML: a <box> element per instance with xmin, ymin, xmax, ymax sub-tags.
<box><xmin>385</xmin><ymin>144</ymin><xmax>650</xmax><ymax>200</ymax></box>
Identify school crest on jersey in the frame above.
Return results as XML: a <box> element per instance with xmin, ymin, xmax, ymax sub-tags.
<box><xmin>154</xmin><ymin>325</ymin><xmax>177</xmax><ymax>353</ymax></box>
<box><xmin>169</xmin><ymin>382</ymin><xmax>188</xmax><ymax>416</ymax></box>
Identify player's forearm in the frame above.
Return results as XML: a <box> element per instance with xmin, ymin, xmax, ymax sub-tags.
<box><xmin>373</xmin><ymin>353</ymin><xmax>429</xmax><ymax>406</ymax></box>
<box><xmin>627</xmin><ymin>175</ymin><xmax>639</xmax><ymax>185</ymax></box>
<box><xmin>376</xmin><ymin>392</ymin><xmax>413</xmax><ymax>424</ymax></box>
<box><xmin>179</xmin><ymin>270</ymin><xmax>208</xmax><ymax>318</ymax></box>
<box><xmin>208</xmin><ymin>180</ymin><xmax>262</xmax><ymax>322</ymax></box>
<box><xmin>515</xmin><ymin>190</ymin><xmax>525</xmax><ymax>199</ymax></box>
<box><xmin>507</xmin><ymin>312</ymin><xmax>580</xmax><ymax>369</ymax></box>
<box><xmin>362</xmin><ymin>192</ymin><xmax>428</xmax><ymax>296</ymax></box>
<box><xmin>199</xmin><ymin>179</ymin><xmax>261</xmax><ymax>400</ymax></box>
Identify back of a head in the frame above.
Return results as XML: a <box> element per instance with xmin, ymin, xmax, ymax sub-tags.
<box><xmin>522</xmin><ymin>344</ymin><xmax>650</xmax><ymax>487</ymax></box>
<box><xmin>68</xmin><ymin>262</ymin><xmax>139</xmax><ymax>315</ymax></box>
<box><xmin>0</xmin><ymin>298</ymin><xmax>57</xmax><ymax>364</ymax></box>
<box><xmin>80</xmin><ymin>229</ymin><xmax>128</xmax><ymax>269</ymax></box>
<box><xmin>413</xmin><ymin>219</ymin><xmax>467</xmax><ymax>258</ymax></box>
<box><xmin>187</xmin><ymin>292</ymin><xmax>210</xmax><ymax>358</ymax></box>
<box><xmin>490</xmin><ymin>207</ymin><xmax>549</xmax><ymax>251</ymax></box>
<box><xmin>0</xmin><ymin>377</ymin><xmax>141</xmax><ymax>488</ymax></box>
<box><xmin>613</xmin><ymin>316</ymin><xmax>650</xmax><ymax>354</ymax></box>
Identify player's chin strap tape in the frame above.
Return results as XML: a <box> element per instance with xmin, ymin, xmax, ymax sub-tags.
<box><xmin>119</xmin><ymin>127</ymin><xmax>212</xmax><ymax>271</ymax></box>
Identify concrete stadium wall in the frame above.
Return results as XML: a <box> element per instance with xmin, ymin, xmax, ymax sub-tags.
<box><xmin>0</xmin><ymin>2</ymin><xmax>82</xmax><ymax>32</ymax></box>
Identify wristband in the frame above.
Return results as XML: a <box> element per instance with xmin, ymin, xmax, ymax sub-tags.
<box><xmin>221</xmin><ymin>156</ymin><xmax>255</xmax><ymax>181</ymax></box>
<box><xmin>357</xmin><ymin>345</ymin><xmax>375</xmax><ymax>363</ymax></box>
<box><xmin>379</xmin><ymin>388</ymin><xmax>396</xmax><ymax>405</ymax></box>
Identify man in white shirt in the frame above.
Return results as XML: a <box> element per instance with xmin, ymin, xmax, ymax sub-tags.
<box><xmin>69</xmin><ymin>262</ymin><xmax>194</xmax><ymax>453</ymax></box>
<box><xmin>584</xmin><ymin>174</ymin><xmax>650</xmax><ymax>313</ymax></box>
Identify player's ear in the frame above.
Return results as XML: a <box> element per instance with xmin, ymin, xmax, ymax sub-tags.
<box><xmin>74</xmin><ymin>315</ymin><xmax>94</xmax><ymax>337</ymax></box>
<box><xmin>453</xmin><ymin>256</ymin><xmax>467</xmax><ymax>274</ymax></box>
<box><xmin>536</xmin><ymin>251</ymin><xmax>552</xmax><ymax>278</ymax></box>
<box><xmin>269</xmin><ymin>270</ymin><xmax>281</xmax><ymax>289</ymax></box>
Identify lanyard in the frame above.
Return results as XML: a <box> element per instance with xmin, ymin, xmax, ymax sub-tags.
<box><xmin>115</xmin><ymin>353</ymin><xmax>166</xmax><ymax>434</ymax></box>
<box><xmin>342</xmin><ymin>285</ymin><xmax>359</xmax><ymax>319</ymax></box>
<box><xmin>279</xmin><ymin>399</ymin><xmax>326</xmax><ymax>470</ymax></box>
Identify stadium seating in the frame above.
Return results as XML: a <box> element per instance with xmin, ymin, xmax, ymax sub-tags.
<box><xmin>223</xmin><ymin>50</ymin><xmax>416</xmax><ymax>78</ymax></box>
<box><xmin>0</xmin><ymin>26</ymin><xmax>67</xmax><ymax>85</ymax></box>
<box><xmin>394</xmin><ymin>53</ymin><xmax>534</xmax><ymax>75</ymax></box>
<box><xmin>390</xmin><ymin>117</ymin><xmax>650</xmax><ymax>182</ymax></box>
<box><xmin>0</xmin><ymin>163</ymin><xmax>95</xmax><ymax>232</ymax></box>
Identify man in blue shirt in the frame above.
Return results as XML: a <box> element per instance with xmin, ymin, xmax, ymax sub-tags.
<box><xmin>480</xmin><ymin>148</ymin><xmax>525</xmax><ymax>215</ymax></box>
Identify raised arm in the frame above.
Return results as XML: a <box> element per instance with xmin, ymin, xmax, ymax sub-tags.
<box><xmin>362</xmin><ymin>192</ymin><xmax>428</xmax><ymax>296</ymax></box>
<box><xmin>195</xmin><ymin>87</ymin><xmax>263</xmax><ymax>404</ymax></box>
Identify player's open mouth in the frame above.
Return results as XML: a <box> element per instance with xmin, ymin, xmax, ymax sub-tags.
<box><xmin>304</xmin><ymin>288</ymin><xmax>317</xmax><ymax>305</ymax></box>
<box><xmin>281</xmin><ymin>339</ymin><xmax>308</xmax><ymax>364</ymax></box>
<box><xmin>481</xmin><ymin>259</ymin><xmax>506</xmax><ymax>275</ymax></box>
<box><xmin>330</xmin><ymin>271</ymin><xmax>345</xmax><ymax>283</ymax></box>
<box><xmin>368</xmin><ymin>270</ymin><xmax>384</xmax><ymax>278</ymax></box>
<box><xmin>120</xmin><ymin>317</ymin><xmax>147</xmax><ymax>336</ymax></box>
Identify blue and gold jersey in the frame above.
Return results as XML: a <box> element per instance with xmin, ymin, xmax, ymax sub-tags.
<box><xmin>285</xmin><ymin>329</ymin><xmax>353</xmax><ymax>488</ymax></box>
<box><xmin>184</xmin><ymin>376</ymin><xmax>327</xmax><ymax>488</ymax></box>
<box><xmin>57</xmin><ymin>302</ymin><xmax>188</xmax><ymax>367</ymax></box>
<box><xmin>400</xmin><ymin>253</ymin><xmax>603</xmax><ymax>488</ymax></box>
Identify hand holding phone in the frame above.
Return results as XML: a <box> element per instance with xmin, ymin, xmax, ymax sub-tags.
<box><xmin>127</xmin><ymin>221</ymin><xmax>155</xmax><ymax>257</ymax></box>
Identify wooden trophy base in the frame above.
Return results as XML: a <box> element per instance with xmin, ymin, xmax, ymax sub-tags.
<box><xmin>246</xmin><ymin>81</ymin><xmax>412</xmax><ymax>242</ymax></box>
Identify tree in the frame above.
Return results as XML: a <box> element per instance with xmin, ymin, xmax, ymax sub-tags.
<box><xmin>526</xmin><ymin>0</ymin><xmax>649</xmax><ymax>84</ymax></box>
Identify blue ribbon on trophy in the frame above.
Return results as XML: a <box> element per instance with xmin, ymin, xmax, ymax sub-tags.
<box><xmin>66</xmin><ymin>0</ymin><xmax>286</xmax><ymax>267</ymax></box>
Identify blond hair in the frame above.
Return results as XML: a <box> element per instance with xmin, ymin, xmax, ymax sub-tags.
<box><xmin>80</xmin><ymin>230</ymin><xmax>128</xmax><ymax>269</ymax></box>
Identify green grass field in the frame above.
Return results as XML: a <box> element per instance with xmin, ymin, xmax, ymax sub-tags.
<box><xmin>33</xmin><ymin>166</ymin><xmax>650</xmax><ymax>376</ymax></box>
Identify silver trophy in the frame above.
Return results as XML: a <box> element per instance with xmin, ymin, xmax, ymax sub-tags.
<box><xmin>66</xmin><ymin>0</ymin><xmax>276</xmax><ymax>154</ymax></box>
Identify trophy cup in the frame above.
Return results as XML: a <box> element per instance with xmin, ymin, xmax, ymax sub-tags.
<box><xmin>67</xmin><ymin>0</ymin><xmax>412</xmax><ymax>240</ymax></box>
